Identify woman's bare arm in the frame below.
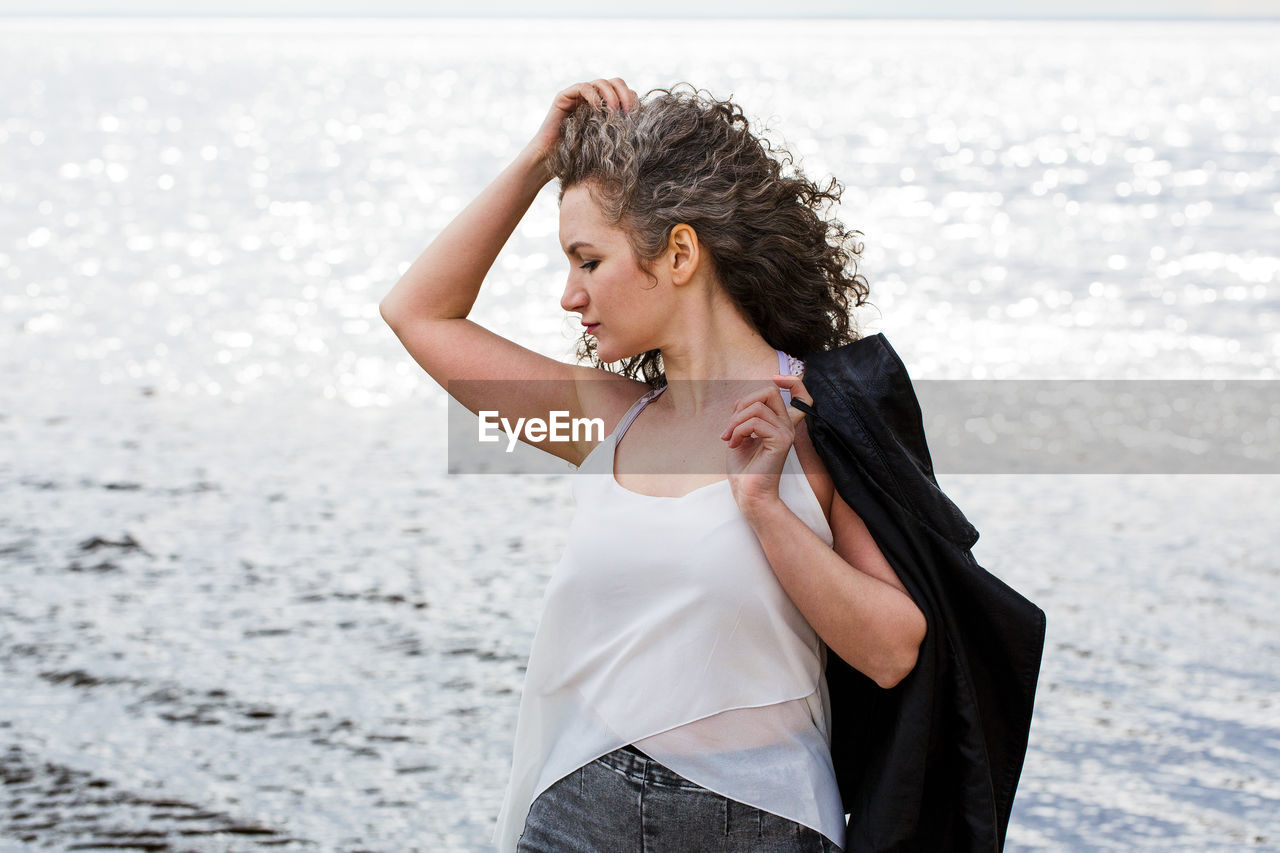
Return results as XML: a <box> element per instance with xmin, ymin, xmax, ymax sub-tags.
<box><xmin>377</xmin><ymin>79</ymin><xmax>641</xmax><ymax>465</ymax></box>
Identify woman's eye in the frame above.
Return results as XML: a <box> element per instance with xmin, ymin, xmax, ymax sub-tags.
<box><xmin>579</xmin><ymin>260</ymin><xmax>600</xmax><ymax>272</ymax></box>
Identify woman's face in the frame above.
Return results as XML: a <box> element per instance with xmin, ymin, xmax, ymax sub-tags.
<box><xmin>558</xmin><ymin>182</ymin><xmax>670</xmax><ymax>363</ymax></box>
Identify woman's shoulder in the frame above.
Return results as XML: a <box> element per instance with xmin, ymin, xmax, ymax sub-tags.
<box><xmin>572</xmin><ymin>368</ymin><xmax>652</xmax><ymax>441</ymax></box>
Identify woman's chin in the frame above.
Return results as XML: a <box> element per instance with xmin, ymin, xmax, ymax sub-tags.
<box><xmin>596</xmin><ymin>345</ymin><xmax>642</xmax><ymax>365</ymax></box>
<box><xmin>592</xmin><ymin>342</ymin><xmax>618</xmax><ymax>364</ymax></box>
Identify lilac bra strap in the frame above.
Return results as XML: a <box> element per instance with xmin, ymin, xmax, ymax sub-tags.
<box><xmin>776</xmin><ymin>349</ymin><xmax>808</xmax><ymax>407</ymax></box>
<box><xmin>776</xmin><ymin>349</ymin><xmax>792</xmax><ymax>406</ymax></box>
<box><xmin>615</xmin><ymin>385</ymin><xmax>665</xmax><ymax>446</ymax></box>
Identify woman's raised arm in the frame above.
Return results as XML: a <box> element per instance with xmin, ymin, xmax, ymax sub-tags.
<box><xmin>377</xmin><ymin>80</ymin><xmax>641</xmax><ymax>466</ymax></box>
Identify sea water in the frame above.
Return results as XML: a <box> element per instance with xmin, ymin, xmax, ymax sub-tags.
<box><xmin>1</xmin><ymin>17</ymin><xmax>1277</xmax><ymax>851</ymax></box>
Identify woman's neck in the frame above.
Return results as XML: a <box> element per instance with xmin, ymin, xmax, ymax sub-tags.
<box><xmin>651</xmin><ymin>306</ymin><xmax>782</xmax><ymax>418</ymax></box>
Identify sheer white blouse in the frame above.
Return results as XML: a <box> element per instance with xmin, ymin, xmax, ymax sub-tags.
<box><xmin>492</xmin><ymin>351</ymin><xmax>846</xmax><ymax>852</ymax></box>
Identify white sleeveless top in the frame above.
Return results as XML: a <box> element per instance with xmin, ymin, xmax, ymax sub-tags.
<box><xmin>492</xmin><ymin>350</ymin><xmax>847</xmax><ymax>852</ymax></box>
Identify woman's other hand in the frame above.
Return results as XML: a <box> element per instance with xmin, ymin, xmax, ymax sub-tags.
<box><xmin>721</xmin><ymin>375</ymin><xmax>814</xmax><ymax>518</ymax></box>
<box><xmin>523</xmin><ymin>78</ymin><xmax>639</xmax><ymax>181</ymax></box>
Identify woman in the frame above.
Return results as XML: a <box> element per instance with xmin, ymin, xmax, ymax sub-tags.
<box><xmin>379</xmin><ymin>79</ymin><xmax>928</xmax><ymax>853</ymax></box>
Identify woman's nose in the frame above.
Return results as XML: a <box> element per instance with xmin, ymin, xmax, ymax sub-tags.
<box><xmin>560</xmin><ymin>276</ymin><xmax>587</xmax><ymax>315</ymax></box>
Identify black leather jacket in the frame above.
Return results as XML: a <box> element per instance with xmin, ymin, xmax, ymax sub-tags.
<box><xmin>793</xmin><ymin>334</ymin><xmax>1047</xmax><ymax>852</ymax></box>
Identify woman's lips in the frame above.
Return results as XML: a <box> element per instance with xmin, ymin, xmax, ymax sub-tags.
<box><xmin>585</xmin><ymin>323</ymin><xmax>600</xmax><ymax>334</ymax></box>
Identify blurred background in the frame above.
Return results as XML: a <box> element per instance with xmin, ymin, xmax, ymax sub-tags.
<box><xmin>1</xmin><ymin>1</ymin><xmax>1278</xmax><ymax>850</ymax></box>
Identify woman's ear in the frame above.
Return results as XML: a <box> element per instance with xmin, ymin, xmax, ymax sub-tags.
<box><xmin>666</xmin><ymin>223</ymin><xmax>701</xmax><ymax>286</ymax></box>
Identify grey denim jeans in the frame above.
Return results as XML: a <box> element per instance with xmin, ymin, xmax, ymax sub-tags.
<box><xmin>515</xmin><ymin>744</ymin><xmax>843</xmax><ymax>853</ymax></box>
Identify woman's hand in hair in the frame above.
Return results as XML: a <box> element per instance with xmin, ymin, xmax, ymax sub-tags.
<box><xmin>523</xmin><ymin>78</ymin><xmax>638</xmax><ymax>179</ymax></box>
<box><xmin>722</xmin><ymin>374</ymin><xmax>815</xmax><ymax>520</ymax></box>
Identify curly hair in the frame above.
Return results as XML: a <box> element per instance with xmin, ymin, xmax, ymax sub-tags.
<box><xmin>548</xmin><ymin>83</ymin><xmax>873</xmax><ymax>388</ymax></box>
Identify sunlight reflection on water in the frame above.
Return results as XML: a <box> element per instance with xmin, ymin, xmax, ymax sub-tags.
<box><xmin>1</xmin><ymin>17</ymin><xmax>1277</xmax><ymax>852</ymax></box>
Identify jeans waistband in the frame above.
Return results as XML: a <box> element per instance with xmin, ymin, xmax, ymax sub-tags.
<box><xmin>594</xmin><ymin>744</ymin><xmax>711</xmax><ymax>791</ymax></box>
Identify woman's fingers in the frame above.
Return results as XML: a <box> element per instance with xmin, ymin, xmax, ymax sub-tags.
<box><xmin>585</xmin><ymin>80</ymin><xmax>610</xmax><ymax>109</ymax></box>
<box><xmin>531</xmin><ymin>79</ymin><xmax>631</xmax><ymax>167</ymax></box>
<box><xmin>568</xmin><ymin>82</ymin><xmax>604</xmax><ymax>109</ymax></box>
<box><xmin>731</xmin><ymin>399</ymin><xmax>782</xmax><ymax>426</ymax></box>
<box><xmin>562</xmin><ymin>78</ymin><xmax>635</xmax><ymax>112</ymax></box>
<box><xmin>721</xmin><ymin>399</ymin><xmax>787</xmax><ymax>445</ymax></box>
<box><xmin>570</xmin><ymin>80</ymin><xmax>610</xmax><ymax>110</ymax></box>
<box><xmin>601</xmin><ymin>79</ymin><xmax>623</xmax><ymax>110</ymax></box>
<box><xmin>771</xmin><ymin>375</ymin><xmax>813</xmax><ymax>425</ymax></box>
<box><xmin>724</xmin><ymin>415</ymin><xmax>783</xmax><ymax>449</ymax></box>
<box><xmin>553</xmin><ymin>82</ymin><xmax>601</xmax><ymax>112</ymax></box>
<box><xmin>720</xmin><ymin>373</ymin><xmax>813</xmax><ymax>444</ymax></box>
<box><xmin>593</xmin><ymin>78</ymin><xmax>635</xmax><ymax>111</ymax></box>
<box><xmin>726</xmin><ymin>384</ymin><xmax>789</xmax><ymax>425</ymax></box>
<box><xmin>605</xmin><ymin>77</ymin><xmax>638</xmax><ymax>111</ymax></box>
